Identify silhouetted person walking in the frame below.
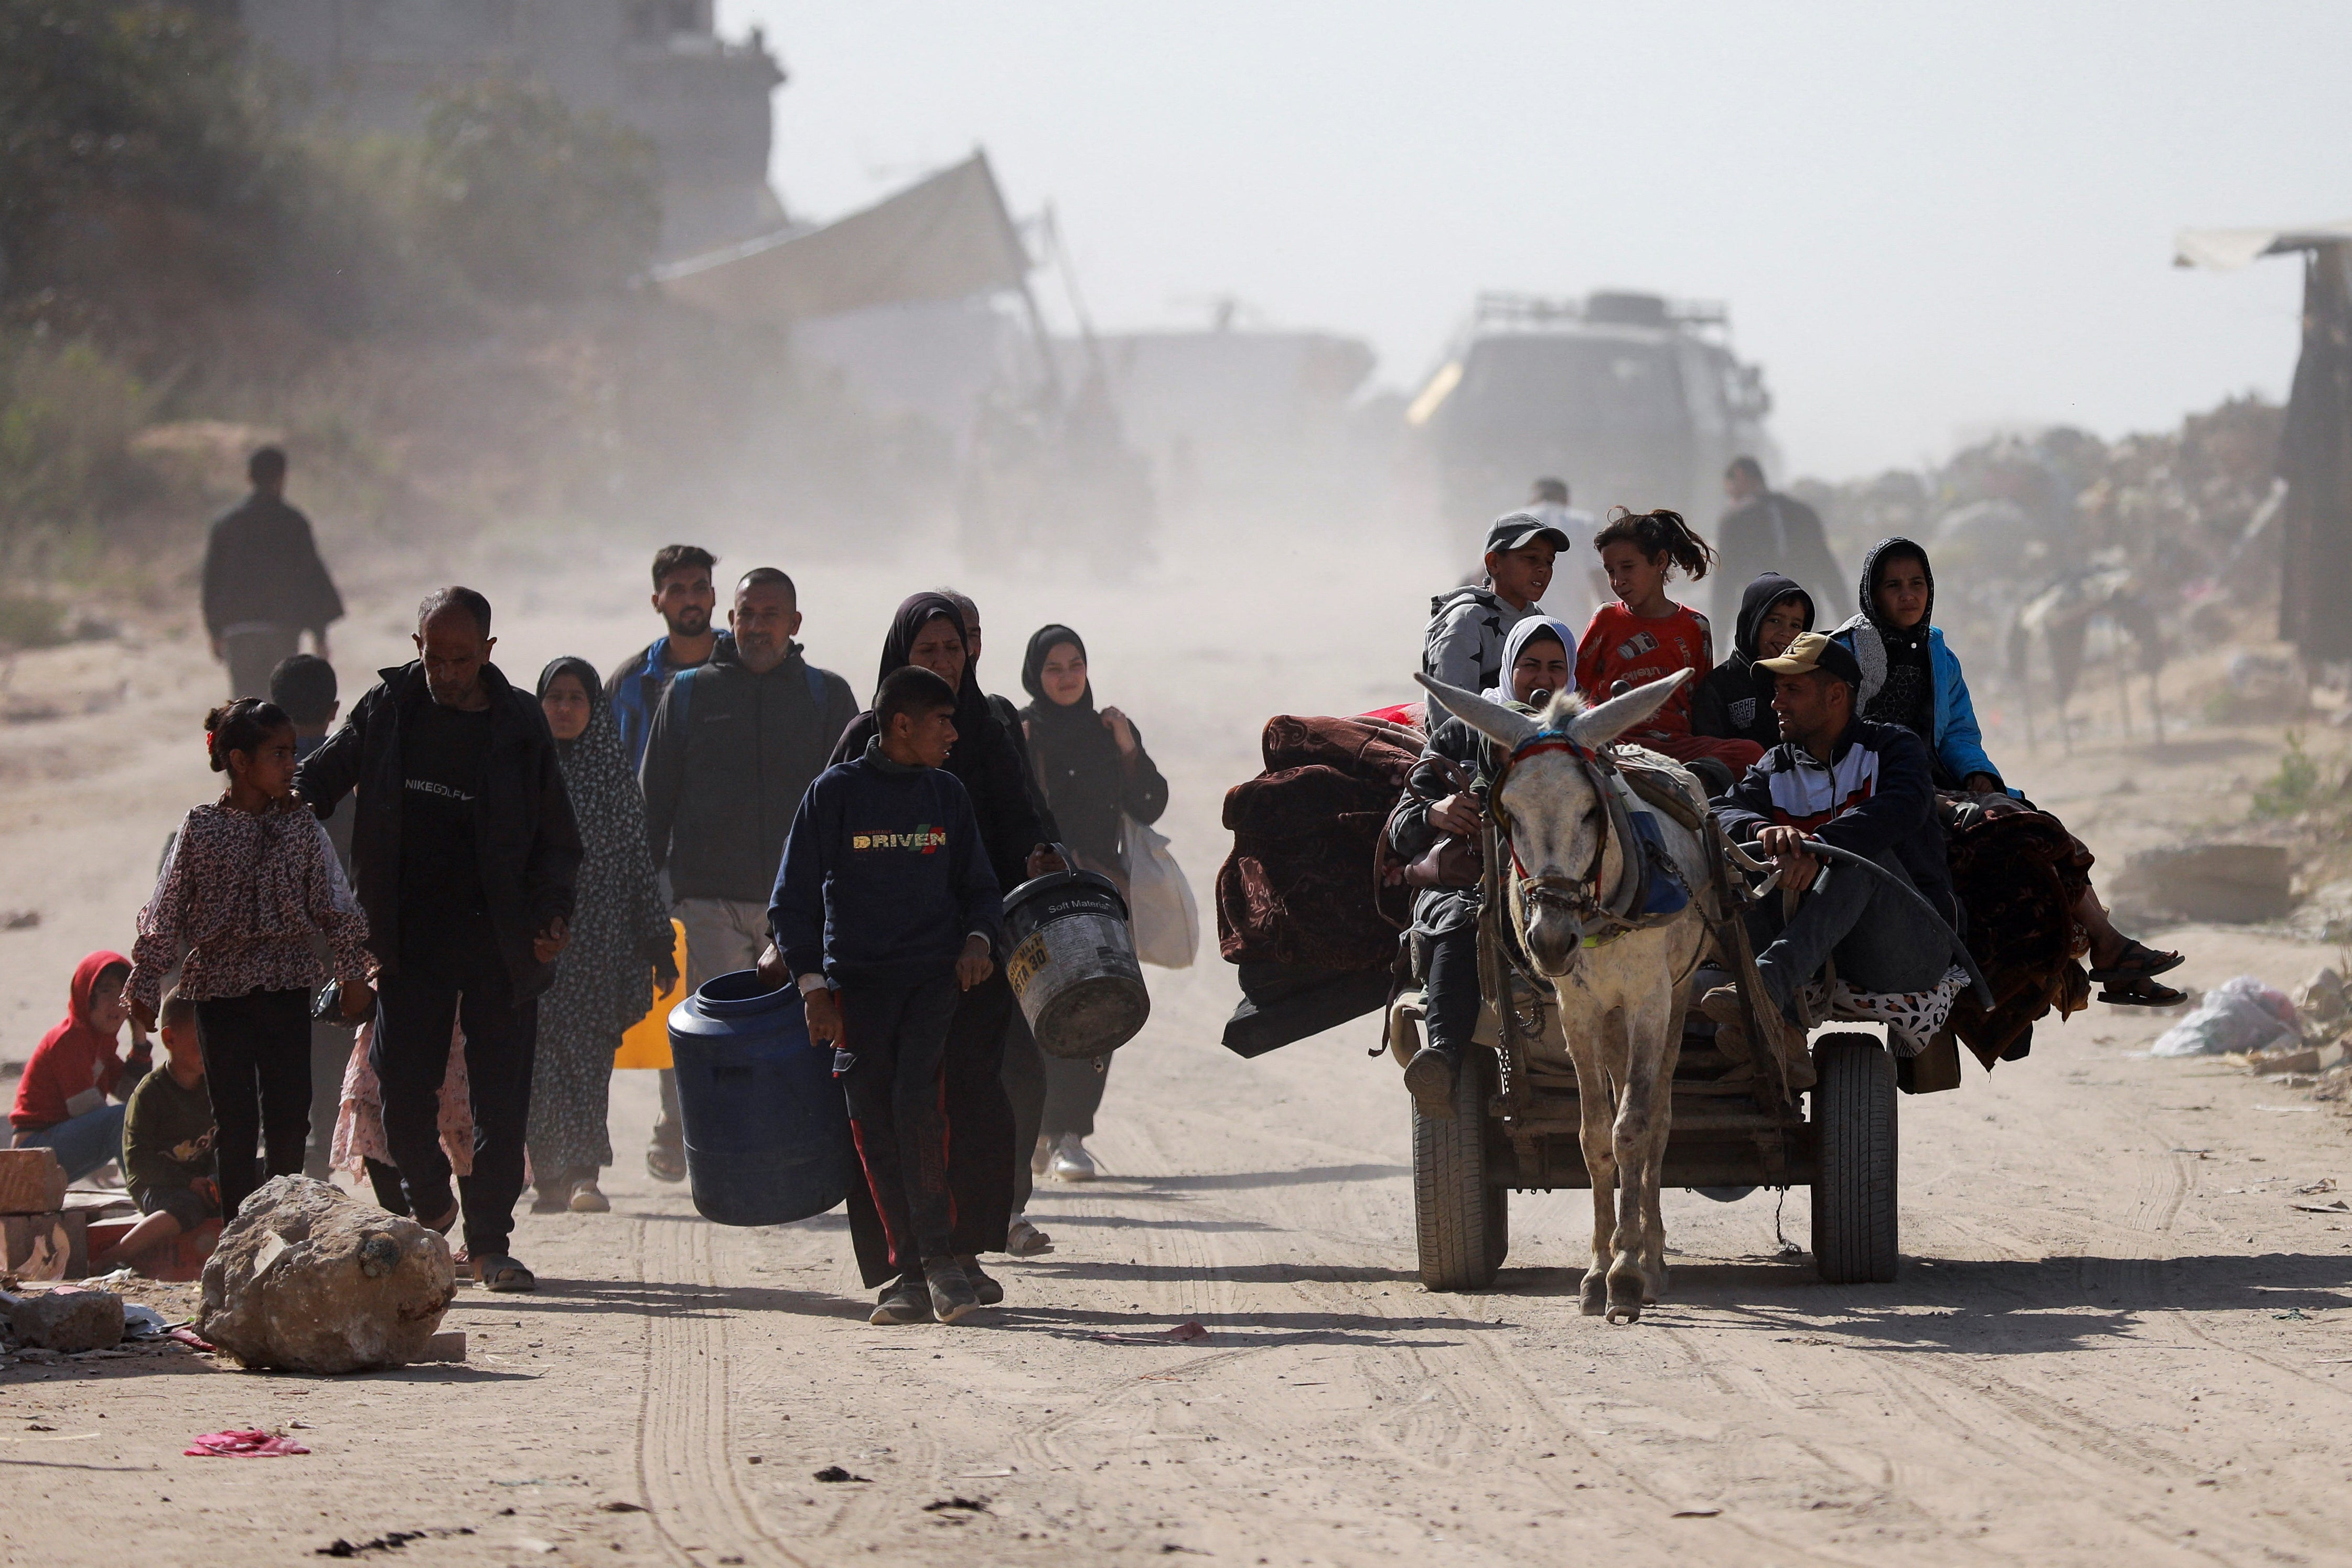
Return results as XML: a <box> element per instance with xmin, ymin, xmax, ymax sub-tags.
<box><xmin>1711</xmin><ymin>455</ymin><xmax>1849</xmax><ymax>633</ymax></box>
<box><xmin>202</xmin><ymin>447</ymin><xmax>345</xmax><ymax>699</ymax></box>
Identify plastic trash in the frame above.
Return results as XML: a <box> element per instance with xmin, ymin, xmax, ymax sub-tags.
<box><xmin>2149</xmin><ymin>975</ymin><xmax>2298</xmax><ymax>1057</ymax></box>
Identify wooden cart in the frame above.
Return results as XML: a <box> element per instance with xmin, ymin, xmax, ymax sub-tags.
<box><xmin>1387</xmin><ymin>818</ymin><xmax>1911</xmax><ymax>1291</ymax></box>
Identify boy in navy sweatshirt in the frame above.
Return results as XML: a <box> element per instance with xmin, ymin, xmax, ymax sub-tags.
<box><xmin>768</xmin><ymin>665</ymin><xmax>1003</xmax><ymax>1326</ymax></box>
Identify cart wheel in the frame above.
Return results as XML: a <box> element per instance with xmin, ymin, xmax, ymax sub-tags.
<box><xmin>1811</xmin><ymin>1032</ymin><xmax>1898</xmax><ymax>1283</ymax></box>
<box><xmin>1413</xmin><ymin>1047</ymin><xmax>1505</xmax><ymax>1291</ymax></box>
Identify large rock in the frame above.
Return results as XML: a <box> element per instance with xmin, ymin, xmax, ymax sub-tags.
<box><xmin>197</xmin><ymin>1175</ymin><xmax>456</xmax><ymax>1373</ymax></box>
<box><xmin>6</xmin><ymin>1287</ymin><xmax>123</xmax><ymax>1351</ymax></box>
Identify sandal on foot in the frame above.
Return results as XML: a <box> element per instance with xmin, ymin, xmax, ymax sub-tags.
<box><xmin>474</xmin><ymin>1254</ymin><xmax>536</xmax><ymax>1292</ymax></box>
<box><xmin>2098</xmin><ymin>974</ymin><xmax>2188</xmax><ymax>1007</ymax></box>
<box><xmin>1004</xmin><ymin>1217</ymin><xmax>1054</xmax><ymax>1257</ymax></box>
<box><xmin>645</xmin><ymin>1143</ymin><xmax>687</xmax><ymax>1184</ymax></box>
<box><xmin>2088</xmin><ymin>940</ymin><xmax>2185</xmax><ymax>984</ymax></box>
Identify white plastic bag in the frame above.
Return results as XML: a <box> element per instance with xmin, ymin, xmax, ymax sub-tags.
<box><xmin>1121</xmin><ymin>813</ymin><xmax>1198</xmax><ymax>969</ymax></box>
<box><xmin>2148</xmin><ymin>975</ymin><xmax>2297</xmax><ymax>1058</ymax></box>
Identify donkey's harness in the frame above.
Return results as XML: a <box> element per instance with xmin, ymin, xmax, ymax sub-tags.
<box><xmin>1488</xmin><ymin>728</ymin><xmax>1694</xmax><ymax>948</ymax></box>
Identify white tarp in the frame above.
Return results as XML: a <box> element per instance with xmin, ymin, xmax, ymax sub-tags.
<box><xmin>652</xmin><ymin>152</ymin><xmax>1030</xmax><ymax>323</ymax></box>
<box><xmin>2175</xmin><ymin>219</ymin><xmax>2352</xmax><ymax>272</ymax></box>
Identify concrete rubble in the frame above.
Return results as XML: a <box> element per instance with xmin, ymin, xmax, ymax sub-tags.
<box><xmin>2</xmin><ymin>1285</ymin><xmax>124</xmax><ymax>1352</ymax></box>
<box><xmin>197</xmin><ymin>1174</ymin><xmax>458</xmax><ymax>1374</ymax></box>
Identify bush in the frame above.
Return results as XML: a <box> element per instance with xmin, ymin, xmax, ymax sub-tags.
<box><xmin>0</xmin><ymin>331</ymin><xmax>158</xmax><ymax>566</ymax></box>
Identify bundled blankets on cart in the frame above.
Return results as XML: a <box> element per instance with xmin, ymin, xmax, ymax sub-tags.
<box><xmin>1944</xmin><ymin>806</ymin><xmax>2094</xmax><ymax>1068</ymax></box>
<box><xmin>1217</xmin><ymin>713</ymin><xmax>1420</xmax><ymax>1056</ymax></box>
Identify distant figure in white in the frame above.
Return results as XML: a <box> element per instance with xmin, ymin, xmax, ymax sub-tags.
<box><xmin>1413</xmin><ymin>669</ymin><xmax>1710</xmax><ymax>1323</ymax></box>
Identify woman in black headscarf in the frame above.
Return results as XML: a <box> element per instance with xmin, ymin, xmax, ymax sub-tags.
<box><xmin>829</xmin><ymin>594</ymin><xmax>1059</xmax><ymax>1307</ymax></box>
<box><xmin>1014</xmin><ymin>625</ymin><xmax>1168</xmax><ymax>1183</ymax></box>
<box><xmin>528</xmin><ymin>657</ymin><xmax>676</xmax><ymax>1213</ymax></box>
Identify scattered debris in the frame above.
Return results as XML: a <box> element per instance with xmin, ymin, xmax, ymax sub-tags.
<box><xmin>186</xmin><ymin>1428</ymin><xmax>313</xmax><ymax>1457</ymax></box>
<box><xmin>2295</xmin><ymin>1178</ymin><xmax>2337</xmax><ymax>1195</ymax></box>
<box><xmin>1</xmin><ymin>910</ymin><xmax>36</xmax><ymax>930</ymax></box>
<box><xmin>2292</xmin><ymin>1199</ymin><xmax>2351</xmax><ymax>1214</ymax></box>
<box><xmin>922</xmin><ymin>1497</ymin><xmax>989</xmax><ymax>1513</ymax></box>
<box><xmin>812</xmin><ymin>1467</ymin><xmax>869</xmax><ymax>1484</ymax></box>
<box><xmin>315</xmin><ymin>1530</ymin><xmax>477</xmax><ymax>1558</ymax></box>
<box><xmin>1671</xmin><ymin>1507</ymin><xmax>1723</xmax><ymax>1518</ymax></box>
<box><xmin>1085</xmin><ymin>1319</ymin><xmax>1212</xmax><ymax>1345</ymax></box>
<box><xmin>2150</xmin><ymin>976</ymin><xmax>2297</xmax><ymax>1058</ymax></box>
<box><xmin>416</xmin><ymin>1329</ymin><xmax>466</xmax><ymax>1363</ymax></box>
<box><xmin>598</xmin><ymin>1501</ymin><xmax>645</xmax><ymax>1513</ymax></box>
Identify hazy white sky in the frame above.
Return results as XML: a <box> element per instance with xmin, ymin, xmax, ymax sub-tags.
<box><xmin>717</xmin><ymin>2</ymin><xmax>2348</xmax><ymax>480</ymax></box>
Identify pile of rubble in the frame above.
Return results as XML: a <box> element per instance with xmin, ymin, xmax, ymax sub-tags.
<box><xmin>2228</xmin><ymin>966</ymin><xmax>2352</xmax><ymax>1105</ymax></box>
<box><xmin>1789</xmin><ymin>395</ymin><xmax>2289</xmax><ymax>669</ymax></box>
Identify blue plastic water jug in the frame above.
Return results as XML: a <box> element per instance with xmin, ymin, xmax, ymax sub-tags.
<box><xmin>667</xmin><ymin>970</ymin><xmax>853</xmax><ymax>1226</ymax></box>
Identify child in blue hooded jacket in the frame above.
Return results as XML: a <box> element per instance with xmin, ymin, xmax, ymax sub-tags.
<box><xmin>768</xmin><ymin>665</ymin><xmax>1004</xmax><ymax>1326</ymax></box>
<box><xmin>1832</xmin><ymin>537</ymin><xmax>2184</xmax><ymax>1008</ymax></box>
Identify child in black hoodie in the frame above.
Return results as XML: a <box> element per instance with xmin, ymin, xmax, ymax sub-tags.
<box><xmin>768</xmin><ymin>665</ymin><xmax>1004</xmax><ymax>1326</ymax></box>
<box><xmin>1691</xmin><ymin>572</ymin><xmax>1816</xmax><ymax>761</ymax></box>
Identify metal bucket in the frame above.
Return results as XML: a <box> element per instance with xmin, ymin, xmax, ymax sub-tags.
<box><xmin>1002</xmin><ymin>869</ymin><xmax>1151</xmax><ymax>1060</ymax></box>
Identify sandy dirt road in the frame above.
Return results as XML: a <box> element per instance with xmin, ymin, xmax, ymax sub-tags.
<box><xmin>3</xmin><ymin>524</ymin><xmax>2348</xmax><ymax>1566</ymax></box>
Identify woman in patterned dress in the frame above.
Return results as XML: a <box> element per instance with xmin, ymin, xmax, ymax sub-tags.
<box><xmin>527</xmin><ymin>658</ymin><xmax>676</xmax><ymax>1212</ymax></box>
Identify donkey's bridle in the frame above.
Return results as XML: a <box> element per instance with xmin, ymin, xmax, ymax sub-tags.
<box><xmin>1490</xmin><ymin>729</ymin><xmax>1624</xmax><ymax>933</ymax></box>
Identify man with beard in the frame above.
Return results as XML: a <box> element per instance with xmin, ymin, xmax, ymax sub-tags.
<box><xmin>294</xmin><ymin>587</ymin><xmax>581</xmax><ymax>1291</ymax></box>
<box><xmin>638</xmin><ymin>569</ymin><xmax>858</xmax><ymax>1179</ymax></box>
<box><xmin>609</xmin><ymin>546</ymin><xmax>721</xmax><ymax>774</ymax></box>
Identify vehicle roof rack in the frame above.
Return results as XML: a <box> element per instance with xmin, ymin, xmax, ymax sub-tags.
<box><xmin>1472</xmin><ymin>289</ymin><xmax>1730</xmax><ymax>335</ymax></box>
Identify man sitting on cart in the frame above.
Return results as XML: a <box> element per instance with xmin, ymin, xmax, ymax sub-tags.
<box><xmin>1390</xmin><ymin>616</ymin><xmax>1579</xmax><ymax>1115</ymax></box>
<box><xmin>1706</xmin><ymin>632</ymin><xmax>1958</xmax><ymax>1041</ymax></box>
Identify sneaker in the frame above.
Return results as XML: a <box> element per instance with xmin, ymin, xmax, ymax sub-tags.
<box><xmin>958</xmin><ymin>1255</ymin><xmax>1004</xmax><ymax>1306</ymax></box>
<box><xmin>925</xmin><ymin>1261</ymin><xmax>983</xmax><ymax>1325</ymax></box>
<box><xmin>568</xmin><ymin>1178</ymin><xmax>610</xmax><ymax>1214</ymax></box>
<box><xmin>1048</xmin><ymin>1134</ymin><xmax>1097</xmax><ymax>1182</ymax></box>
<box><xmin>1029</xmin><ymin>1135</ymin><xmax>1053</xmax><ymax>1177</ymax></box>
<box><xmin>871</xmin><ymin>1274</ymin><xmax>932</xmax><ymax>1326</ymax></box>
<box><xmin>1004</xmin><ymin>1216</ymin><xmax>1054</xmax><ymax>1256</ymax></box>
<box><xmin>1402</xmin><ymin>1045</ymin><xmax>1460</xmax><ymax>1116</ymax></box>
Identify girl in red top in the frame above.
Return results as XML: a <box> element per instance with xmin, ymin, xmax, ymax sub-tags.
<box><xmin>1575</xmin><ymin>508</ymin><xmax>1766</xmax><ymax>790</ymax></box>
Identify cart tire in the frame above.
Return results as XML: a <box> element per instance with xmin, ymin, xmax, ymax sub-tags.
<box><xmin>1811</xmin><ymin>1032</ymin><xmax>1898</xmax><ymax>1284</ymax></box>
<box><xmin>1414</xmin><ymin>1048</ymin><xmax>1503</xmax><ymax>1291</ymax></box>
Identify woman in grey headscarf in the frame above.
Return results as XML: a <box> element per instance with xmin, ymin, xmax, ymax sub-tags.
<box><xmin>528</xmin><ymin>657</ymin><xmax>678</xmax><ymax>1213</ymax></box>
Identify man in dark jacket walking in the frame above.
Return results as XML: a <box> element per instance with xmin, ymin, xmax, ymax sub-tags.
<box><xmin>1710</xmin><ymin>632</ymin><xmax>1953</xmax><ymax>1034</ymax></box>
<box><xmin>637</xmin><ymin>568</ymin><xmax>857</xmax><ymax>1173</ymax></box>
<box><xmin>294</xmin><ymin>587</ymin><xmax>581</xmax><ymax>1292</ymax></box>
<box><xmin>1711</xmin><ymin>457</ymin><xmax>1848</xmax><ymax>636</ymax></box>
<box><xmin>608</xmin><ymin>544</ymin><xmax>721</xmax><ymax>774</ymax></box>
<box><xmin>201</xmin><ymin>447</ymin><xmax>345</xmax><ymax>698</ymax></box>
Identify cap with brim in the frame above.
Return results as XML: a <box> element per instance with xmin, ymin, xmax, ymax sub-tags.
<box><xmin>1485</xmin><ymin>511</ymin><xmax>1572</xmax><ymax>555</ymax></box>
<box><xmin>1756</xmin><ymin>630</ymin><xmax>1862</xmax><ymax>686</ymax></box>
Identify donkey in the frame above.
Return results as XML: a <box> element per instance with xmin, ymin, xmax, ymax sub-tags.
<box><xmin>1415</xmin><ymin>669</ymin><xmax>1713</xmax><ymax>1323</ymax></box>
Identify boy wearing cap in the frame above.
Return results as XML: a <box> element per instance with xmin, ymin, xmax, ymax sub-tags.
<box><xmin>1422</xmin><ymin>511</ymin><xmax>1571</xmax><ymax>693</ymax></box>
<box><xmin>1706</xmin><ymin>631</ymin><xmax>1956</xmax><ymax>1033</ymax></box>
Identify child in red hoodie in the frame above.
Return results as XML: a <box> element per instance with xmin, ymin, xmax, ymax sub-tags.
<box><xmin>1575</xmin><ymin>507</ymin><xmax>1767</xmax><ymax>793</ymax></box>
<box><xmin>9</xmin><ymin>950</ymin><xmax>148</xmax><ymax>1182</ymax></box>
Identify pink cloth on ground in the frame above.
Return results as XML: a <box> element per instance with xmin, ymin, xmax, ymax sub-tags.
<box><xmin>185</xmin><ymin>1429</ymin><xmax>310</xmax><ymax>1457</ymax></box>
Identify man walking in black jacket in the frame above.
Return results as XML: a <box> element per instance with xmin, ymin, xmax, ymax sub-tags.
<box><xmin>201</xmin><ymin>447</ymin><xmax>346</xmax><ymax>698</ymax></box>
<box><xmin>294</xmin><ymin>587</ymin><xmax>581</xmax><ymax>1292</ymax></box>
<box><xmin>638</xmin><ymin>568</ymin><xmax>857</xmax><ymax>1174</ymax></box>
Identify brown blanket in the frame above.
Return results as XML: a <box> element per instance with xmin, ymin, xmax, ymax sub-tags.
<box><xmin>1944</xmin><ymin>809</ymin><xmax>2093</xmax><ymax>1068</ymax></box>
<box><xmin>1217</xmin><ymin>715</ymin><xmax>1420</xmax><ymax>971</ymax></box>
